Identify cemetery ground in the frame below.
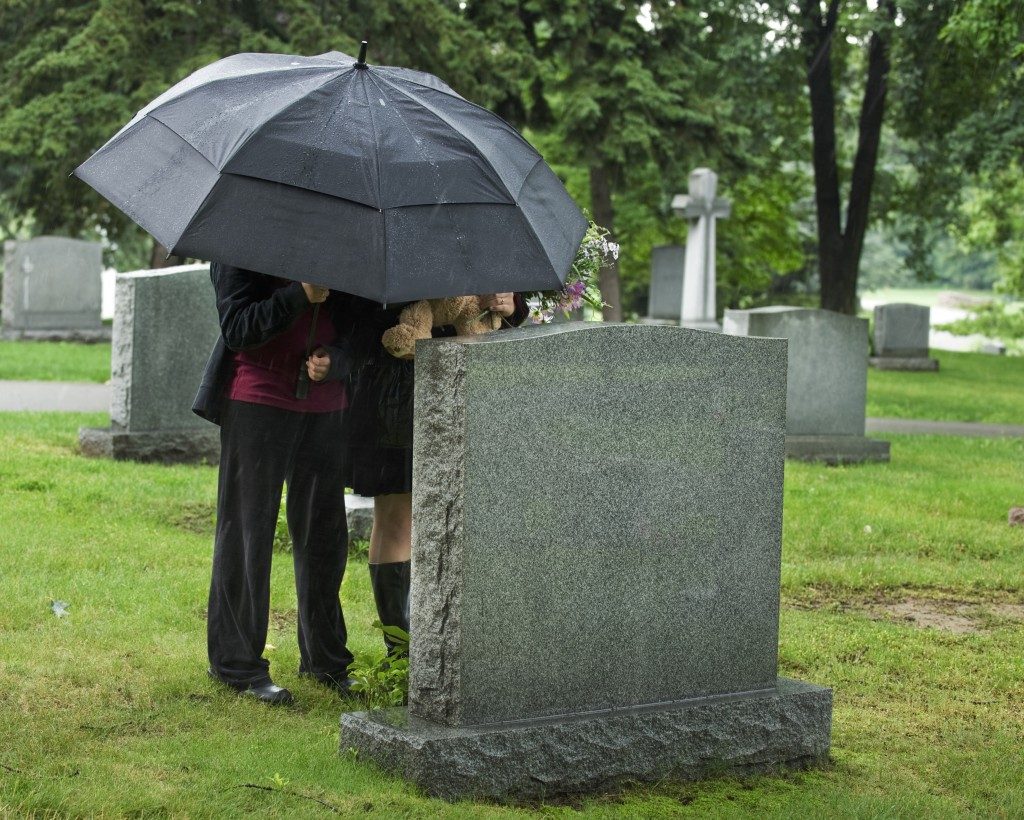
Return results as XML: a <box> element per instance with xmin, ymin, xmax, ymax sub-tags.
<box><xmin>1</xmin><ymin>402</ymin><xmax>1022</xmax><ymax>817</ymax></box>
<box><xmin>0</xmin><ymin>340</ymin><xmax>111</xmax><ymax>383</ymax></box>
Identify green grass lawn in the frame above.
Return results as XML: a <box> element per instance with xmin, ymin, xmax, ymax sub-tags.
<box><xmin>867</xmin><ymin>349</ymin><xmax>1024</xmax><ymax>425</ymax></box>
<box><xmin>0</xmin><ymin>340</ymin><xmax>111</xmax><ymax>383</ymax></box>
<box><xmin>1</xmin><ymin>414</ymin><xmax>1022</xmax><ymax>816</ymax></box>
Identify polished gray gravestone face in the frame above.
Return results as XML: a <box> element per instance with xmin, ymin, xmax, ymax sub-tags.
<box><xmin>723</xmin><ymin>307</ymin><xmax>868</xmax><ymax>437</ymax></box>
<box><xmin>647</xmin><ymin>245</ymin><xmax>685</xmax><ymax>320</ymax></box>
<box><xmin>2</xmin><ymin>237</ymin><xmax>102</xmax><ymax>335</ymax></box>
<box><xmin>79</xmin><ymin>263</ymin><xmax>221</xmax><ymax>463</ymax></box>
<box><xmin>873</xmin><ymin>303</ymin><xmax>930</xmax><ymax>358</ymax></box>
<box><xmin>409</xmin><ymin>323</ymin><xmax>788</xmax><ymax>727</ymax></box>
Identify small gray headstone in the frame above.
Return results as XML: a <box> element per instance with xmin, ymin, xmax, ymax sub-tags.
<box><xmin>646</xmin><ymin>245</ymin><xmax>684</xmax><ymax>321</ymax></box>
<box><xmin>724</xmin><ymin>306</ymin><xmax>890</xmax><ymax>464</ymax></box>
<box><xmin>340</xmin><ymin>323</ymin><xmax>832</xmax><ymax>800</ymax></box>
<box><xmin>870</xmin><ymin>303</ymin><xmax>938</xmax><ymax>371</ymax></box>
<box><xmin>79</xmin><ymin>263</ymin><xmax>220</xmax><ymax>463</ymax></box>
<box><xmin>2</xmin><ymin>237</ymin><xmax>106</xmax><ymax>340</ymax></box>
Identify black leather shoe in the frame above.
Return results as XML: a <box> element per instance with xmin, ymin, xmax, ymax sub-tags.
<box><xmin>208</xmin><ymin>669</ymin><xmax>294</xmax><ymax>705</ymax></box>
<box><xmin>241</xmin><ymin>682</ymin><xmax>294</xmax><ymax>705</ymax></box>
<box><xmin>299</xmin><ymin>670</ymin><xmax>358</xmax><ymax>697</ymax></box>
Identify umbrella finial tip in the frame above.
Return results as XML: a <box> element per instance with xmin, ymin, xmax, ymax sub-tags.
<box><xmin>356</xmin><ymin>41</ymin><xmax>368</xmax><ymax>68</ymax></box>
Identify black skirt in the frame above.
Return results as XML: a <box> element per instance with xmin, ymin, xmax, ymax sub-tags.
<box><xmin>344</xmin><ymin>354</ymin><xmax>415</xmax><ymax>497</ymax></box>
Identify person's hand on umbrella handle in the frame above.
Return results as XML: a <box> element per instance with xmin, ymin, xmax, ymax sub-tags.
<box><xmin>479</xmin><ymin>292</ymin><xmax>515</xmax><ymax>317</ymax></box>
<box><xmin>307</xmin><ymin>346</ymin><xmax>331</xmax><ymax>382</ymax></box>
<box><xmin>302</xmin><ymin>282</ymin><xmax>329</xmax><ymax>303</ymax></box>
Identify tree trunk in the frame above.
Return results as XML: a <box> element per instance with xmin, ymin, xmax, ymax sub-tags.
<box><xmin>589</xmin><ymin>163</ymin><xmax>622</xmax><ymax>322</ymax></box>
<box><xmin>149</xmin><ymin>240</ymin><xmax>183</xmax><ymax>269</ymax></box>
<box><xmin>802</xmin><ymin>0</ymin><xmax>845</xmax><ymax>311</ymax></box>
<box><xmin>803</xmin><ymin>0</ymin><xmax>894</xmax><ymax>315</ymax></box>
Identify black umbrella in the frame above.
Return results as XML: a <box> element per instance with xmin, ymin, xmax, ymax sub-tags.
<box><xmin>74</xmin><ymin>43</ymin><xmax>587</xmax><ymax>303</ymax></box>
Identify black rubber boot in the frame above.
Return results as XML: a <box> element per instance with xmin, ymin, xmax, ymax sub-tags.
<box><xmin>369</xmin><ymin>560</ymin><xmax>411</xmax><ymax>653</ymax></box>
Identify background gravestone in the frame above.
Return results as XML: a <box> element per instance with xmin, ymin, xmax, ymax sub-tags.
<box><xmin>79</xmin><ymin>263</ymin><xmax>220</xmax><ymax>463</ymax></box>
<box><xmin>340</xmin><ymin>323</ymin><xmax>832</xmax><ymax>801</ymax></box>
<box><xmin>1</xmin><ymin>237</ymin><xmax>107</xmax><ymax>341</ymax></box>
<box><xmin>724</xmin><ymin>306</ymin><xmax>890</xmax><ymax>464</ymax></box>
<box><xmin>645</xmin><ymin>244</ymin><xmax>685</xmax><ymax>322</ymax></box>
<box><xmin>870</xmin><ymin>303</ymin><xmax>939</xmax><ymax>371</ymax></box>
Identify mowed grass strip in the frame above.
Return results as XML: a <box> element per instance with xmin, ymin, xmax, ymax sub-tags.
<box><xmin>0</xmin><ymin>340</ymin><xmax>111</xmax><ymax>383</ymax></box>
<box><xmin>867</xmin><ymin>349</ymin><xmax>1024</xmax><ymax>425</ymax></box>
<box><xmin>783</xmin><ymin>434</ymin><xmax>1024</xmax><ymax>592</ymax></box>
<box><xmin>0</xmin><ymin>413</ymin><xmax>1022</xmax><ymax>816</ymax></box>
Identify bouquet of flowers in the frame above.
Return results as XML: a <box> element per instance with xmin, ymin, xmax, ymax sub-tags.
<box><xmin>526</xmin><ymin>220</ymin><xmax>618</xmax><ymax>323</ymax></box>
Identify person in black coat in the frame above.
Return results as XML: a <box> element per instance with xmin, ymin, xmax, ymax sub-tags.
<box><xmin>193</xmin><ymin>262</ymin><xmax>359</xmax><ymax>705</ymax></box>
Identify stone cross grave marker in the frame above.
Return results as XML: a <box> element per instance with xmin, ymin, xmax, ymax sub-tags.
<box><xmin>724</xmin><ymin>306</ymin><xmax>890</xmax><ymax>464</ymax></box>
<box><xmin>671</xmin><ymin>168</ymin><xmax>730</xmax><ymax>330</ymax></box>
<box><xmin>2</xmin><ymin>236</ymin><xmax>107</xmax><ymax>341</ymax></box>
<box><xmin>340</xmin><ymin>322</ymin><xmax>832</xmax><ymax>801</ymax></box>
<box><xmin>79</xmin><ymin>263</ymin><xmax>220</xmax><ymax>463</ymax></box>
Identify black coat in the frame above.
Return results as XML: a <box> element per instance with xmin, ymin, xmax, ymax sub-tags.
<box><xmin>192</xmin><ymin>262</ymin><xmax>359</xmax><ymax>426</ymax></box>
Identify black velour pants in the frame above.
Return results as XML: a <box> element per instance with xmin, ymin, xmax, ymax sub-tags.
<box><xmin>207</xmin><ymin>399</ymin><xmax>353</xmax><ymax>688</ymax></box>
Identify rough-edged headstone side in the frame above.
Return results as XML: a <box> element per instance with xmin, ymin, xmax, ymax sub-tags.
<box><xmin>409</xmin><ymin>340</ymin><xmax>468</xmax><ymax>726</ymax></box>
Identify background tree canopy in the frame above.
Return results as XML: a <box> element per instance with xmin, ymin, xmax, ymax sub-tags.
<box><xmin>0</xmin><ymin>0</ymin><xmax>1020</xmax><ymax>312</ymax></box>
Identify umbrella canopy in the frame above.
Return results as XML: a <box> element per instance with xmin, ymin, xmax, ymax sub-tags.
<box><xmin>75</xmin><ymin>48</ymin><xmax>587</xmax><ymax>303</ymax></box>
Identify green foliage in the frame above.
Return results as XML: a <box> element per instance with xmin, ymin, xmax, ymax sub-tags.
<box><xmin>0</xmin><ymin>0</ymin><xmax>1020</xmax><ymax>312</ymax></box>
<box><xmin>935</xmin><ymin>301</ymin><xmax>1024</xmax><ymax>352</ymax></box>
<box><xmin>346</xmin><ymin>621</ymin><xmax>409</xmax><ymax>708</ymax></box>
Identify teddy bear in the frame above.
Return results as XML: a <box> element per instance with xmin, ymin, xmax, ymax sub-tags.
<box><xmin>381</xmin><ymin>296</ymin><xmax>503</xmax><ymax>359</ymax></box>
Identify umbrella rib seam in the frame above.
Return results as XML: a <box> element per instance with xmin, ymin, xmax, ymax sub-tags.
<box><xmin>133</xmin><ymin>116</ymin><xmax>222</xmax><ymax>252</ymax></box>
<box><xmin>372</xmin><ymin>74</ymin><xmax>519</xmax><ymax>203</ymax></box>
<box><xmin>360</xmin><ymin>72</ymin><xmax>388</xmax><ymax>302</ymax></box>
<box><xmin>220</xmin><ymin>68</ymin><xmax>352</xmax><ymax>172</ymax></box>
<box><xmin>379</xmin><ymin>72</ymin><xmax>539</xmax><ymax>168</ymax></box>
<box><xmin>151</xmin><ymin>69</ymin><xmax>350</xmax><ymax>174</ymax></box>
<box><xmin>513</xmin><ymin>158</ymin><xmax>562</xmax><ymax>287</ymax></box>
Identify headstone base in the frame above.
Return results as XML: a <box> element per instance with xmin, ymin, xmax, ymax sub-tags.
<box><xmin>785</xmin><ymin>435</ymin><xmax>890</xmax><ymax>465</ymax></box>
<box><xmin>869</xmin><ymin>356</ymin><xmax>939</xmax><ymax>372</ymax></box>
<box><xmin>1</xmin><ymin>327</ymin><xmax>111</xmax><ymax>343</ymax></box>
<box><xmin>78</xmin><ymin>426</ymin><xmax>219</xmax><ymax>465</ymax></box>
<box><xmin>339</xmin><ymin>678</ymin><xmax>831</xmax><ymax>803</ymax></box>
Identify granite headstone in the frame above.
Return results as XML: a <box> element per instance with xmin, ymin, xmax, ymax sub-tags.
<box><xmin>79</xmin><ymin>263</ymin><xmax>220</xmax><ymax>463</ymax></box>
<box><xmin>870</xmin><ymin>303</ymin><xmax>938</xmax><ymax>371</ymax></box>
<box><xmin>646</xmin><ymin>245</ymin><xmax>685</xmax><ymax>322</ymax></box>
<box><xmin>339</xmin><ymin>323</ymin><xmax>832</xmax><ymax>800</ymax></box>
<box><xmin>1</xmin><ymin>236</ymin><xmax>107</xmax><ymax>341</ymax></box>
<box><xmin>724</xmin><ymin>306</ymin><xmax>889</xmax><ymax>464</ymax></box>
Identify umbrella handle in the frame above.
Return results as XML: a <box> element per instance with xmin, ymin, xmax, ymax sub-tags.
<box><xmin>295</xmin><ymin>302</ymin><xmax>321</xmax><ymax>400</ymax></box>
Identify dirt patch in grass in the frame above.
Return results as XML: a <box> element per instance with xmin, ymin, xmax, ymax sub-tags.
<box><xmin>167</xmin><ymin>501</ymin><xmax>215</xmax><ymax>535</ymax></box>
<box><xmin>269</xmin><ymin>609</ymin><xmax>296</xmax><ymax>631</ymax></box>
<box><xmin>787</xmin><ymin>588</ymin><xmax>1024</xmax><ymax>634</ymax></box>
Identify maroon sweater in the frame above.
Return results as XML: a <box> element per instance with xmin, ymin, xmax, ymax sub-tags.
<box><xmin>227</xmin><ymin>298</ymin><xmax>347</xmax><ymax>414</ymax></box>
